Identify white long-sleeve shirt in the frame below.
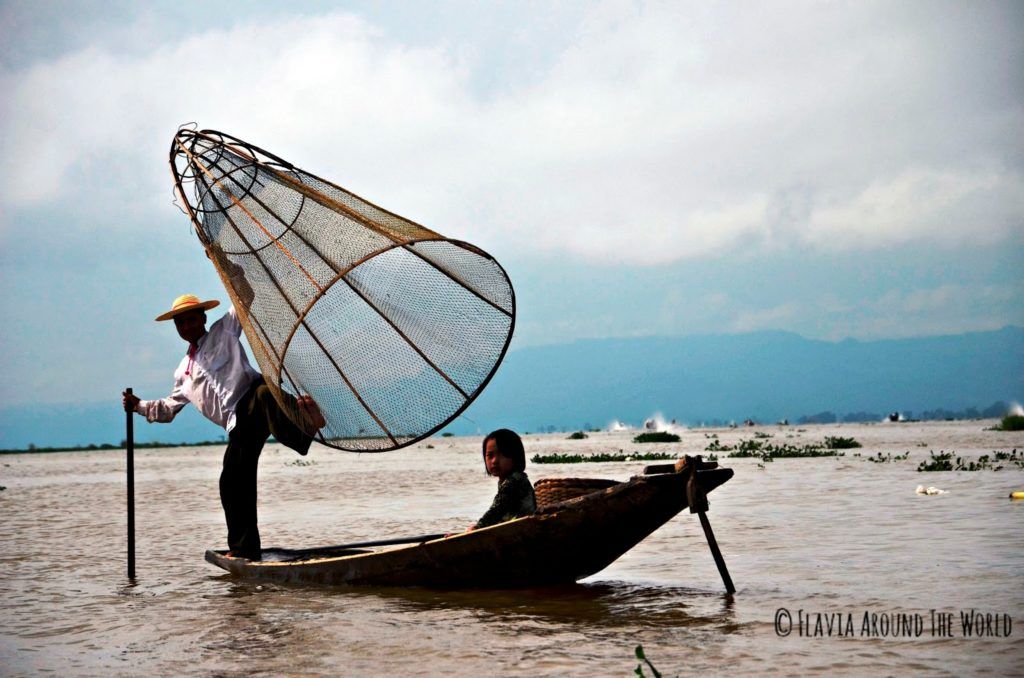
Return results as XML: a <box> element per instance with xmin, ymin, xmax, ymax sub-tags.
<box><xmin>136</xmin><ymin>306</ymin><xmax>262</xmax><ymax>433</ymax></box>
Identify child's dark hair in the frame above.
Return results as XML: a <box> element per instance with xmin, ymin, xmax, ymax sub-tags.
<box><xmin>482</xmin><ymin>428</ymin><xmax>526</xmax><ymax>474</ymax></box>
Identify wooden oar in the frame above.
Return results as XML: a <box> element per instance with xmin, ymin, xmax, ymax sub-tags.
<box><xmin>125</xmin><ymin>387</ymin><xmax>136</xmax><ymax>579</ymax></box>
<box><xmin>273</xmin><ymin>533</ymin><xmax>447</xmax><ymax>556</ymax></box>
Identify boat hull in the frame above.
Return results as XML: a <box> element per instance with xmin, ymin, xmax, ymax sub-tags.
<box><xmin>204</xmin><ymin>467</ymin><xmax>733</xmax><ymax>588</ymax></box>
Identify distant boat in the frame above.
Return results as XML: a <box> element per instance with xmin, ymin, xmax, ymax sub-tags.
<box><xmin>205</xmin><ymin>462</ymin><xmax>734</xmax><ymax>588</ymax></box>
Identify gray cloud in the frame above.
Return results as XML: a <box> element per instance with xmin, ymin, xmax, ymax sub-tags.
<box><xmin>2</xmin><ymin>1</ymin><xmax>1021</xmax><ymax>264</ymax></box>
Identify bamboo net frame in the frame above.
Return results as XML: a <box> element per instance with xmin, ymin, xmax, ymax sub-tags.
<box><xmin>169</xmin><ymin>128</ymin><xmax>515</xmax><ymax>451</ymax></box>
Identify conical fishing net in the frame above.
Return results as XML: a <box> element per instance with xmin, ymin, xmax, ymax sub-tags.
<box><xmin>169</xmin><ymin>128</ymin><xmax>515</xmax><ymax>451</ymax></box>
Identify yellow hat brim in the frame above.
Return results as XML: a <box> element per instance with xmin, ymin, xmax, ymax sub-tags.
<box><xmin>155</xmin><ymin>299</ymin><xmax>220</xmax><ymax>322</ymax></box>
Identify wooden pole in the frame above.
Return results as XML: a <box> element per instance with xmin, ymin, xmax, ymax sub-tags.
<box><xmin>685</xmin><ymin>456</ymin><xmax>735</xmax><ymax>594</ymax></box>
<box><xmin>277</xmin><ymin>533</ymin><xmax>447</xmax><ymax>557</ymax></box>
<box><xmin>697</xmin><ymin>511</ymin><xmax>735</xmax><ymax>594</ymax></box>
<box><xmin>125</xmin><ymin>387</ymin><xmax>136</xmax><ymax>580</ymax></box>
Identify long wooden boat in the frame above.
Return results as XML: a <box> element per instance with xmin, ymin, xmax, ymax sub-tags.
<box><xmin>205</xmin><ymin>461</ymin><xmax>733</xmax><ymax>588</ymax></box>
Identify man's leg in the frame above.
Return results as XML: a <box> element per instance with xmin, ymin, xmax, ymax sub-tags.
<box><xmin>250</xmin><ymin>384</ymin><xmax>317</xmax><ymax>455</ymax></box>
<box><xmin>220</xmin><ymin>419</ymin><xmax>267</xmax><ymax>560</ymax></box>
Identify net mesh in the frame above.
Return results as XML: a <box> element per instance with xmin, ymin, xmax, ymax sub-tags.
<box><xmin>169</xmin><ymin>128</ymin><xmax>515</xmax><ymax>451</ymax></box>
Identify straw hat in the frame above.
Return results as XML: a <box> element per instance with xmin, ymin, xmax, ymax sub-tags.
<box><xmin>155</xmin><ymin>294</ymin><xmax>220</xmax><ymax>321</ymax></box>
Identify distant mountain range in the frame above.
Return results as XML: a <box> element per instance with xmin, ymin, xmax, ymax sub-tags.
<box><xmin>2</xmin><ymin>326</ymin><xmax>1021</xmax><ymax>449</ymax></box>
<box><xmin>448</xmin><ymin>325</ymin><xmax>1024</xmax><ymax>434</ymax></box>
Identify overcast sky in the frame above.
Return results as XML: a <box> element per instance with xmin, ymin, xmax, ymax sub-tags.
<box><xmin>0</xmin><ymin>0</ymin><xmax>1021</xmax><ymax>408</ymax></box>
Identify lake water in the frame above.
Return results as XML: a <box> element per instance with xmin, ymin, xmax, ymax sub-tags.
<box><xmin>1</xmin><ymin>420</ymin><xmax>1021</xmax><ymax>675</ymax></box>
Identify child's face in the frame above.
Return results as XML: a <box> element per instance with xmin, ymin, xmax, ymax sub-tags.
<box><xmin>484</xmin><ymin>438</ymin><xmax>516</xmax><ymax>478</ymax></box>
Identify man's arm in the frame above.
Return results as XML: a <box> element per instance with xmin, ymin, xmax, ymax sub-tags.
<box><xmin>122</xmin><ymin>381</ymin><xmax>188</xmax><ymax>423</ymax></box>
<box><xmin>221</xmin><ymin>305</ymin><xmax>243</xmax><ymax>338</ymax></box>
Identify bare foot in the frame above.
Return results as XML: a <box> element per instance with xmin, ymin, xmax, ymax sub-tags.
<box><xmin>297</xmin><ymin>395</ymin><xmax>326</xmax><ymax>431</ymax></box>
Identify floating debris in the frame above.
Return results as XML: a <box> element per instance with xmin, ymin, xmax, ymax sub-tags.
<box><xmin>916</xmin><ymin>485</ymin><xmax>947</xmax><ymax>495</ymax></box>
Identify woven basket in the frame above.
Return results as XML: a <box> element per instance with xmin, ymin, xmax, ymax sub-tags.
<box><xmin>534</xmin><ymin>477</ymin><xmax>620</xmax><ymax>509</ymax></box>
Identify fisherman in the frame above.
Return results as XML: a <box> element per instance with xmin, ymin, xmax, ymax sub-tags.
<box><xmin>122</xmin><ymin>294</ymin><xmax>326</xmax><ymax>561</ymax></box>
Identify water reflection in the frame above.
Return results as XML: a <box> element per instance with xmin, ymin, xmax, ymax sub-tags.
<box><xmin>207</xmin><ymin>573</ymin><xmax>740</xmax><ymax>632</ymax></box>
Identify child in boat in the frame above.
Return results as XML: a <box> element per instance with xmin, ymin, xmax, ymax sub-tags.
<box><xmin>471</xmin><ymin>429</ymin><xmax>537</xmax><ymax>530</ymax></box>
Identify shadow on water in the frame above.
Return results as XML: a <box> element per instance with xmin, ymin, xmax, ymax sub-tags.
<box><xmin>207</xmin><ymin>573</ymin><xmax>743</xmax><ymax>634</ymax></box>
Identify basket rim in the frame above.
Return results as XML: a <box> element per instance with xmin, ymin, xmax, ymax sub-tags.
<box><xmin>533</xmin><ymin>477</ymin><xmax>619</xmax><ymax>488</ymax></box>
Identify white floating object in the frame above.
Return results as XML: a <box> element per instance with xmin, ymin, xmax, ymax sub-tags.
<box><xmin>916</xmin><ymin>485</ymin><xmax>946</xmax><ymax>495</ymax></box>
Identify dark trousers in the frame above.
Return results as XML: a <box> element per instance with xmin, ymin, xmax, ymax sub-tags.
<box><xmin>221</xmin><ymin>381</ymin><xmax>313</xmax><ymax>559</ymax></box>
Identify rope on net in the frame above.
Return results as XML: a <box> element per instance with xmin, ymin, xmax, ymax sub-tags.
<box><xmin>169</xmin><ymin>128</ymin><xmax>515</xmax><ymax>451</ymax></box>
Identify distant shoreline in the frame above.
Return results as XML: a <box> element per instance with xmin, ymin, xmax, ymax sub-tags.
<box><xmin>1</xmin><ymin>414</ymin><xmax>1015</xmax><ymax>454</ymax></box>
<box><xmin>0</xmin><ymin>440</ymin><xmax>226</xmax><ymax>455</ymax></box>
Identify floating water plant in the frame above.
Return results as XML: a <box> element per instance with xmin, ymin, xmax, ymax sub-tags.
<box><xmin>634</xmin><ymin>645</ymin><xmax>662</xmax><ymax>678</ymax></box>
<box><xmin>993</xmin><ymin>449</ymin><xmax>1024</xmax><ymax>467</ymax></box>
<box><xmin>865</xmin><ymin>451</ymin><xmax>909</xmax><ymax>463</ymax></box>
<box><xmin>823</xmin><ymin>436</ymin><xmax>862</xmax><ymax>449</ymax></box>
<box><xmin>726</xmin><ymin>439</ymin><xmax>844</xmax><ymax>459</ymax></box>
<box><xmin>707</xmin><ymin>436</ymin><xmax>854</xmax><ymax>458</ymax></box>
<box><xmin>917</xmin><ymin>449</ymin><xmax>1022</xmax><ymax>472</ymax></box>
<box><xmin>997</xmin><ymin>415</ymin><xmax>1024</xmax><ymax>431</ymax></box>
<box><xmin>726</xmin><ymin>439</ymin><xmax>766</xmax><ymax>457</ymax></box>
<box><xmin>285</xmin><ymin>459</ymin><xmax>316</xmax><ymax>467</ymax></box>
<box><xmin>918</xmin><ymin>451</ymin><xmax>956</xmax><ymax>471</ymax></box>
<box><xmin>532</xmin><ymin>451</ymin><xmax>675</xmax><ymax>464</ymax></box>
<box><xmin>633</xmin><ymin>432</ymin><xmax>681</xmax><ymax>443</ymax></box>
<box><xmin>777</xmin><ymin>445</ymin><xmax>846</xmax><ymax>458</ymax></box>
